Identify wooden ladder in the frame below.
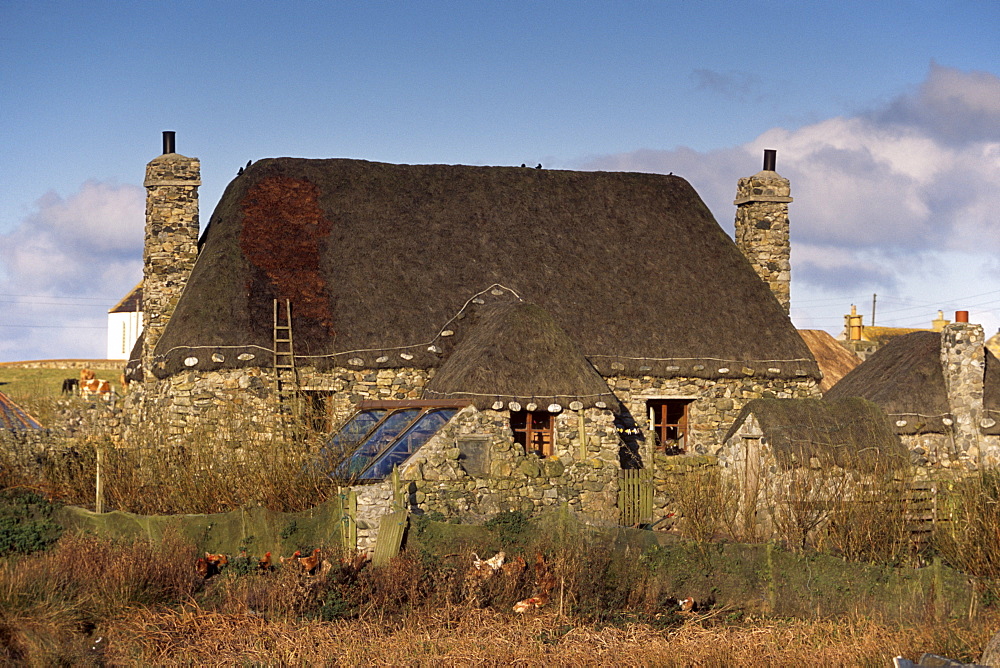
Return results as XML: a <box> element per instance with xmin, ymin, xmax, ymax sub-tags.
<box><xmin>273</xmin><ymin>299</ymin><xmax>299</xmax><ymax>422</ymax></box>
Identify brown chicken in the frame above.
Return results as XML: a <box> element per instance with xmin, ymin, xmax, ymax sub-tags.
<box><xmin>203</xmin><ymin>552</ymin><xmax>228</xmax><ymax>578</ymax></box>
<box><xmin>258</xmin><ymin>551</ymin><xmax>272</xmax><ymax>573</ymax></box>
<box><xmin>513</xmin><ymin>551</ymin><xmax>558</xmax><ymax>613</ymax></box>
<box><xmin>339</xmin><ymin>550</ymin><xmax>370</xmax><ymax>579</ymax></box>
<box><xmin>297</xmin><ymin>548</ymin><xmax>322</xmax><ymax>575</ymax></box>
<box><xmin>279</xmin><ymin>550</ymin><xmax>301</xmax><ymax>567</ymax></box>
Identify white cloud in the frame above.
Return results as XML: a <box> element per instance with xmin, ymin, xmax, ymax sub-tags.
<box><xmin>0</xmin><ymin>181</ymin><xmax>144</xmax><ymax>360</ymax></box>
<box><xmin>576</xmin><ymin>65</ymin><xmax>1000</xmax><ymax>333</ymax></box>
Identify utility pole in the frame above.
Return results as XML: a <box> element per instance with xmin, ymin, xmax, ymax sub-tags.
<box><xmin>871</xmin><ymin>294</ymin><xmax>877</xmax><ymax>328</ymax></box>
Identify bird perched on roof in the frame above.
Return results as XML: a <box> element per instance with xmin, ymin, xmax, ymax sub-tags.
<box><xmin>536</xmin><ymin>163</ymin><xmax>542</xmax><ymax>169</ymax></box>
<box><xmin>237</xmin><ymin>166</ymin><xmax>244</xmax><ymax>176</ymax></box>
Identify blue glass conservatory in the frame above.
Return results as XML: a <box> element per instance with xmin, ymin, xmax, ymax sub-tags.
<box><xmin>324</xmin><ymin>401</ymin><xmax>466</xmax><ymax>481</ymax></box>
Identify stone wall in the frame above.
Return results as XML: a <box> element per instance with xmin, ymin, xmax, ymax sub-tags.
<box><xmin>122</xmin><ymin>366</ymin><xmax>431</xmax><ymax>439</ymax></box>
<box><xmin>609</xmin><ymin>374</ymin><xmax>820</xmax><ymax>456</ymax></box>
<box><xmin>734</xmin><ymin>169</ymin><xmax>792</xmax><ymax>312</ymax></box>
<box><xmin>143</xmin><ymin>152</ymin><xmax>200</xmax><ymax>374</ymax></box>
<box><xmin>402</xmin><ymin>406</ymin><xmax>621</xmax><ymax>523</ymax></box>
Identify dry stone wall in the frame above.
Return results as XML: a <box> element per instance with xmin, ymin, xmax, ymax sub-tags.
<box><xmin>122</xmin><ymin>366</ymin><xmax>431</xmax><ymax>439</ymax></box>
<box><xmin>401</xmin><ymin>406</ymin><xmax>621</xmax><ymax>524</ymax></box>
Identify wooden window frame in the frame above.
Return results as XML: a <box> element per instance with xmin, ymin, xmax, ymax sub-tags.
<box><xmin>647</xmin><ymin>399</ymin><xmax>693</xmax><ymax>454</ymax></box>
<box><xmin>511</xmin><ymin>410</ymin><xmax>556</xmax><ymax>457</ymax></box>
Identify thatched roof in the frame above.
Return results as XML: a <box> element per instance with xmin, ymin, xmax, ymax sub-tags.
<box><xmin>824</xmin><ymin>330</ymin><xmax>1000</xmax><ymax>435</ymax></box>
<box><xmin>423</xmin><ymin>301</ymin><xmax>620</xmax><ymax>411</ymax></box>
<box><xmin>725</xmin><ymin>397</ymin><xmax>906</xmax><ymax>471</ymax></box>
<box><xmin>798</xmin><ymin>330</ymin><xmax>861</xmax><ymax>393</ymax></box>
<box><xmin>151</xmin><ymin>158</ymin><xmax>819</xmax><ymax>381</ymax></box>
<box><xmin>0</xmin><ymin>390</ymin><xmax>43</xmax><ymax>431</ymax></box>
<box><xmin>861</xmin><ymin>325</ymin><xmax>929</xmax><ymax>348</ymax></box>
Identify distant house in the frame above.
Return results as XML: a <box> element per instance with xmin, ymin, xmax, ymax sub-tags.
<box><xmin>838</xmin><ymin>305</ymin><xmax>950</xmax><ymax>360</ymax></box>
<box><xmin>825</xmin><ymin>317</ymin><xmax>1000</xmax><ymax>472</ymax></box>
<box><xmin>107</xmin><ymin>283</ymin><xmax>142</xmax><ymax>360</ymax></box>
<box><xmin>123</xmin><ymin>134</ymin><xmax>820</xmax><ymax>530</ymax></box>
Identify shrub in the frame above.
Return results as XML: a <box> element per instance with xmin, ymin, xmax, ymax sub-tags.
<box><xmin>0</xmin><ymin>488</ymin><xmax>62</xmax><ymax>556</ymax></box>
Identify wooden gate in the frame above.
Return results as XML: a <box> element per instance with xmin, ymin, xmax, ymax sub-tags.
<box><xmin>619</xmin><ymin>468</ymin><xmax>654</xmax><ymax>527</ymax></box>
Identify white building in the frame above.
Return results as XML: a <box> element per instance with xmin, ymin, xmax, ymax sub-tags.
<box><xmin>107</xmin><ymin>283</ymin><xmax>143</xmax><ymax>360</ymax></box>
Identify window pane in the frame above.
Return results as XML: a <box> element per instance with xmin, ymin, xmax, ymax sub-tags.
<box><xmin>344</xmin><ymin>408</ymin><xmax>421</xmax><ymax>476</ymax></box>
<box><xmin>324</xmin><ymin>409</ymin><xmax>386</xmax><ymax>459</ymax></box>
<box><xmin>360</xmin><ymin>408</ymin><xmax>457</xmax><ymax>480</ymax></box>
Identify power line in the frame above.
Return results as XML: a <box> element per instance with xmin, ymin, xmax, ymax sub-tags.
<box><xmin>0</xmin><ymin>324</ymin><xmax>106</xmax><ymax>330</ymax></box>
<box><xmin>0</xmin><ymin>293</ymin><xmax>121</xmax><ymax>302</ymax></box>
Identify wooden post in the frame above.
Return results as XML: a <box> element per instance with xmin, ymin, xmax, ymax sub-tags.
<box><xmin>391</xmin><ymin>465</ymin><xmax>405</xmax><ymax>512</ymax></box>
<box><xmin>577</xmin><ymin>410</ymin><xmax>587</xmax><ymax>460</ymax></box>
<box><xmin>95</xmin><ymin>445</ymin><xmax>105</xmax><ymax>514</ymax></box>
<box><xmin>338</xmin><ymin>486</ymin><xmax>358</xmax><ymax>553</ymax></box>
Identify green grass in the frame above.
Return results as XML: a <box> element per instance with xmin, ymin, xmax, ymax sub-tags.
<box><xmin>0</xmin><ymin>366</ymin><xmax>118</xmax><ymax>400</ymax></box>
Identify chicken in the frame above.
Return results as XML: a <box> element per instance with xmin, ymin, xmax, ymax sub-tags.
<box><xmin>194</xmin><ymin>557</ymin><xmax>209</xmax><ymax>578</ymax></box>
<box><xmin>258</xmin><ymin>551</ymin><xmax>272</xmax><ymax>573</ymax></box>
<box><xmin>203</xmin><ymin>552</ymin><xmax>228</xmax><ymax>578</ymax></box>
<box><xmin>466</xmin><ymin>551</ymin><xmax>505</xmax><ymax>583</ymax></box>
<box><xmin>279</xmin><ymin>550</ymin><xmax>301</xmax><ymax>567</ymax></box>
<box><xmin>513</xmin><ymin>551</ymin><xmax>558</xmax><ymax>613</ymax></box>
<box><xmin>339</xmin><ymin>550</ymin><xmax>370</xmax><ymax>580</ymax></box>
<box><xmin>501</xmin><ymin>555</ymin><xmax>527</xmax><ymax>578</ymax></box>
<box><xmin>678</xmin><ymin>597</ymin><xmax>696</xmax><ymax>613</ymax></box>
<box><xmin>297</xmin><ymin>548</ymin><xmax>322</xmax><ymax>575</ymax></box>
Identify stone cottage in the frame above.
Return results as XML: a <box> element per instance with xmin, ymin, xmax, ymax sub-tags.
<box><xmin>718</xmin><ymin>397</ymin><xmax>907</xmax><ymax>541</ymax></box>
<box><xmin>824</xmin><ymin>315</ymin><xmax>1000</xmax><ymax>473</ymax></box>
<box><xmin>123</xmin><ymin>133</ymin><xmax>820</xmax><ymax>527</ymax></box>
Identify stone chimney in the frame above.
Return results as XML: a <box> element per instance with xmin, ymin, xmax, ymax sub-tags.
<box><xmin>142</xmin><ymin>131</ymin><xmax>200</xmax><ymax>375</ymax></box>
<box><xmin>734</xmin><ymin>149</ymin><xmax>792</xmax><ymax>313</ymax></box>
<box><xmin>940</xmin><ymin>314</ymin><xmax>985</xmax><ymax>464</ymax></box>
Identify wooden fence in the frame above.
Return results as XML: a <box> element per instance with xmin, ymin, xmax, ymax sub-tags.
<box><xmin>619</xmin><ymin>468</ymin><xmax>654</xmax><ymax>527</ymax></box>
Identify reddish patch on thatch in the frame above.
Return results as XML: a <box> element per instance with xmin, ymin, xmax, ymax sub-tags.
<box><xmin>240</xmin><ymin>176</ymin><xmax>334</xmax><ymax>334</ymax></box>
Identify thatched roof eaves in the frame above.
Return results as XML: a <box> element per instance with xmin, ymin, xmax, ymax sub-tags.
<box><xmin>423</xmin><ymin>301</ymin><xmax>620</xmax><ymax>411</ymax></box>
<box><xmin>152</xmin><ymin>158</ymin><xmax>819</xmax><ymax>381</ymax></box>
<box><xmin>725</xmin><ymin>397</ymin><xmax>906</xmax><ymax>471</ymax></box>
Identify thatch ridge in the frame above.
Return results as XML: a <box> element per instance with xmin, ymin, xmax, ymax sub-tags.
<box><xmin>152</xmin><ymin>158</ymin><xmax>819</xmax><ymax>381</ymax></box>
<box><xmin>726</xmin><ymin>397</ymin><xmax>906</xmax><ymax>471</ymax></box>
<box><xmin>423</xmin><ymin>301</ymin><xmax>620</xmax><ymax>411</ymax></box>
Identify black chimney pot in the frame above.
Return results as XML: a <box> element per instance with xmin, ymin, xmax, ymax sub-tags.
<box><xmin>162</xmin><ymin>131</ymin><xmax>176</xmax><ymax>155</ymax></box>
<box><xmin>763</xmin><ymin>149</ymin><xmax>776</xmax><ymax>171</ymax></box>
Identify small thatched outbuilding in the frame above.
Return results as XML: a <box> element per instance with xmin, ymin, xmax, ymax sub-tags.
<box><xmin>719</xmin><ymin>397</ymin><xmax>907</xmax><ymax>540</ymax></box>
<box><xmin>825</xmin><ymin>326</ymin><xmax>1000</xmax><ymax>470</ymax></box>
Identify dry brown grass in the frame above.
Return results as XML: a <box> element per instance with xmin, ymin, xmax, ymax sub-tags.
<box><xmin>98</xmin><ymin>606</ymin><xmax>998</xmax><ymax>666</ymax></box>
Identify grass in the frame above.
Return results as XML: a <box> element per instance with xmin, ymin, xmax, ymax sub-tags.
<box><xmin>0</xmin><ymin>529</ymin><xmax>996</xmax><ymax>665</ymax></box>
<box><xmin>0</xmin><ymin>365</ymin><xmax>118</xmax><ymax>401</ymax></box>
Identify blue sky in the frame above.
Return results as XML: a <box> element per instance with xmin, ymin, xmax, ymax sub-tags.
<box><xmin>2</xmin><ymin>1</ymin><xmax>1000</xmax><ymax>361</ymax></box>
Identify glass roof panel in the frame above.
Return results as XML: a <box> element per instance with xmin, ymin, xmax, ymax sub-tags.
<box><xmin>360</xmin><ymin>408</ymin><xmax>458</xmax><ymax>480</ymax></box>
<box><xmin>343</xmin><ymin>408</ymin><xmax>422</xmax><ymax>477</ymax></box>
